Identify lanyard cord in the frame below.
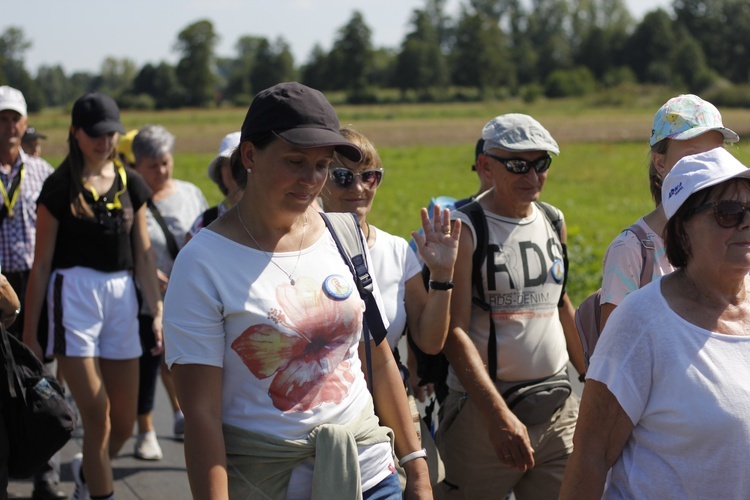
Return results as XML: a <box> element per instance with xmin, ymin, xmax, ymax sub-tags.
<box><xmin>0</xmin><ymin>163</ymin><xmax>25</xmax><ymax>218</ymax></box>
<box><xmin>84</xmin><ymin>163</ymin><xmax>127</xmax><ymax>211</ymax></box>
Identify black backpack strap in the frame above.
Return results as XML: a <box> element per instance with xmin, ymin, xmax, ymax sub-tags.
<box><xmin>319</xmin><ymin>212</ymin><xmax>387</xmax><ymax>394</ymax></box>
<box><xmin>147</xmin><ymin>200</ymin><xmax>180</xmax><ymax>260</ymax></box>
<box><xmin>624</xmin><ymin>223</ymin><xmax>656</xmax><ymax>288</ymax></box>
<box><xmin>457</xmin><ymin>201</ymin><xmax>498</xmax><ymax>380</ymax></box>
<box><xmin>535</xmin><ymin>201</ymin><xmax>568</xmax><ymax>307</ymax></box>
<box><xmin>202</xmin><ymin>205</ymin><xmax>220</xmax><ymax>227</ymax></box>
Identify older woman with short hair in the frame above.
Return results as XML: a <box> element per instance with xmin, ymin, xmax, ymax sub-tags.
<box><xmin>131</xmin><ymin>124</ymin><xmax>207</xmax><ymax>460</ymax></box>
<box><xmin>561</xmin><ymin>147</ymin><xmax>750</xmax><ymax>498</ymax></box>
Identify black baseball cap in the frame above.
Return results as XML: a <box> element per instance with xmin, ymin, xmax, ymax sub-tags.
<box><xmin>71</xmin><ymin>93</ymin><xmax>126</xmax><ymax>137</ymax></box>
<box><xmin>23</xmin><ymin>126</ymin><xmax>47</xmax><ymax>141</ymax></box>
<box><xmin>240</xmin><ymin>82</ymin><xmax>361</xmax><ymax>162</ymax></box>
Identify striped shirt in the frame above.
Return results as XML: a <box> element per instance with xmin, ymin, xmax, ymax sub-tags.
<box><xmin>0</xmin><ymin>150</ymin><xmax>54</xmax><ymax>272</ymax></box>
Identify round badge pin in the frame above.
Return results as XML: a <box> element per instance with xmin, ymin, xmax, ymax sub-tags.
<box><xmin>323</xmin><ymin>274</ymin><xmax>353</xmax><ymax>300</ymax></box>
<box><xmin>550</xmin><ymin>258</ymin><xmax>565</xmax><ymax>283</ymax></box>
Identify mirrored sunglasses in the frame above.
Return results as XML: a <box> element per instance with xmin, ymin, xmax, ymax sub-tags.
<box><xmin>328</xmin><ymin>168</ymin><xmax>384</xmax><ymax>189</ymax></box>
<box><xmin>688</xmin><ymin>200</ymin><xmax>750</xmax><ymax>228</ymax></box>
<box><xmin>483</xmin><ymin>152</ymin><xmax>552</xmax><ymax>174</ymax></box>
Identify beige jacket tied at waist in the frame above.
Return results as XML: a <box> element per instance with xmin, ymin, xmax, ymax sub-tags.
<box><xmin>223</xmin><ymin>398</ymin><xmax>393</xmax><ymax>499</ymax></box>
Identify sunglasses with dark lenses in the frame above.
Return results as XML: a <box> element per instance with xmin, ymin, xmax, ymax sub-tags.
<box><xmin>328</xmin><ymin>168</ymin><xmax>384</xmax><ymax>189</ymax></box>
<box><xmin>688</xmin><ymin>200</ymin><xmax>750</xmax><ymax>228</ymax></box>
<box><xmin>483</xmin><ymin>152</ymin><xmax>552</xmax><ymax>174</ymax></box>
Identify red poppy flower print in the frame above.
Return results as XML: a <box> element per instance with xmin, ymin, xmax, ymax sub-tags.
<box><xmin>231</xmin><ymin>276</ymin><xmax>362</xmax><ymax>412</ymax></box>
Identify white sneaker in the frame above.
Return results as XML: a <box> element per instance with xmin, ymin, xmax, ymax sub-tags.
<box><xmin>71</xmin><ymin>453</ymin><xmax>90</xmax><ymax>500</ymax></box>
<box><xmin>134</xmin><ymin>430</ymin><xmax>163</xmax><ymax>460</ymax></box>
<box><xmin>173</xmin><ymin>410</ymin><xmax>185</xmax><ymax>440</ymax></box>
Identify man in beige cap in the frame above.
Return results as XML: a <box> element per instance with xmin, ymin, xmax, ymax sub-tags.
<box><xmin>0</xmin><ymin>87</ymin><xmax>61</xmax><ymax>498</ymax></box>
<box><xmin>437</xmin><ymin>113</ymin><xmax>585</xmax><ymax>499</ymax></box>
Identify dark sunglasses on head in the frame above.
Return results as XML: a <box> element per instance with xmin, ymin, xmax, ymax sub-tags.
<box><xmin>483</xmin><ymin>152</ymin><xmax>552</xmax><ymax>174</ymax></box>
<box><xmin>328</xmin><ymin>168</ymin><xmax>384</xmax><ymax>189</ymax></box>
<box><xmin>688</xmin><ymin>200</ymin><xmax>750</xmax><ymax>228</ymax></box>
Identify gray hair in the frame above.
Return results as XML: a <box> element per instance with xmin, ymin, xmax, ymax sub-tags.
<box><xmin>132</xmin><ymin>125</ymin><xmax>174</xmax><ymax>163</ymax></box>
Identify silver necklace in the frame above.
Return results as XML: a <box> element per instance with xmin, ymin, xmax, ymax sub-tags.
<box><xmin>237</xmin><ymin>208</ymin><xmax>308</xmax><ymax>286</ymax></box>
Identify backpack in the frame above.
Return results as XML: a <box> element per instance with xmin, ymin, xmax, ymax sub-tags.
<box><xmin>574</xmin><ymin>224</ymin><xmax>655</xmax><ymax>369</ymax></box>
<box><xmin>319</xmin><ymin>212</ymin><xmax>388</xmax><ymax>394</ymax></box>
<box><xmin>1</xmin><ymin>324</ymin><xmax>77</xmax><ymax>479</ymax></box>
<box><xmin>411</xmin><ymin>200</ymin><xmax>568</xmax><ymax>403</ymax></box>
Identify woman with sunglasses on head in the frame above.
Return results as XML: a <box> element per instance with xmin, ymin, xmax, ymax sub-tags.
<box><xmin>22</xmin><ymin>93</ymin><xmax>163</xmax><ymax>500</ymax></box>
<box><xmin>598</xmin><ymin>95</ymin><xmax>739</xmax><ymax>331</ymax></box>
<box><xmin>163</xmin><ymin>83</ymin><xmax>441</xmax><ymax>499</ymax></box>
<box><xmin>318</xmin><ymin>128</ymin><xmax>460</xmax><ymax>487</ymax></box>
<box><xmin>561</xmin><ymin>147</ymin><xmax>750</xmax><ymax>498</ymax></box>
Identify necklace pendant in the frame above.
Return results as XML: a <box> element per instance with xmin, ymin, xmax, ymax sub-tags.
<box><xmin>289</xmin><ymin>277</ymin><xmax>296</xmax><ymax>286</ymax></box>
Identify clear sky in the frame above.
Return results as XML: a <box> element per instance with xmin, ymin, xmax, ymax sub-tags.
<box><xmin>4</xmin><ymin>0</ymin><xmax>671</xmax><ymax>75</ymax></box>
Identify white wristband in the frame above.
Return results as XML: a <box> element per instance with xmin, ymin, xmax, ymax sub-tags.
<box><xmin>398</xmin><ymin>448</ymin><xmax>427</xmax><ymax>467</ymax></box>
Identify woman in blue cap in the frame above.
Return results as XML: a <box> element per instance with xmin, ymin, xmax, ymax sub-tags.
<box><xmin>23</xmin><ymin>92</ymin><xmax>163</xmax><ymax>500</ymax></box>
<box><xmin>164</xmin><ymin>83</ymin><xmax>442</xmax><ymax>499</ymax></box>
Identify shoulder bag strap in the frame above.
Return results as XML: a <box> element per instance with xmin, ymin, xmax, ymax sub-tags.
<box><xmin>147</xmin><ymin>200</ymin><xmax>180</xmax><ymax>260</ymax></box>
<box><xmin>319</xmin><ymin>212</ymin><xmax>388</xmax><ymax>395</ymax></box>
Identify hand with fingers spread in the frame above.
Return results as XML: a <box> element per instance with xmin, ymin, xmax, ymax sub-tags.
<box><xmin>411</xmin><ymin>205</ymin><xmax>461</xmax><ymax>283</ymax></box>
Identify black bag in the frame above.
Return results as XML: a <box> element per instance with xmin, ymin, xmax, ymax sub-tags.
<box><xmin>497</xmin><ymin>368</ymin><xmax>572</xmax><ymax>426</ymax></box>
<box><xmin>1</xmin><ymin>324</ymin><xmax>76</xmax><ymax>479</ymax></box>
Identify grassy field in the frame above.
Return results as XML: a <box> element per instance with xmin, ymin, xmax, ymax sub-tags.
<box><xmin>30</xmin><ymin>95</ymin><xmax>750</xmax><ymax>304</ymax></box>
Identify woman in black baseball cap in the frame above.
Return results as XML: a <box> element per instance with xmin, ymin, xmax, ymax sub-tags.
<box><xmin>23</xmin><ymin>92</ymin><xmax>163</xmax><ymax>500</ymax></box>
<box><xmin>164</xmin><ymin>82</ymin><xmax>432</xmax><ymax>499</ymax></box>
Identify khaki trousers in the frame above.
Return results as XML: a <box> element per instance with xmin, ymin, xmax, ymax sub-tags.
<box><xmin>436</xmin><ymin>389</ymin><xmax>579</xmax><ymax>499</ymax></box>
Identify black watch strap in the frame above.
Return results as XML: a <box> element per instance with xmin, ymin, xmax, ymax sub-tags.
<box><xmin>428</xmin><ymin>280</ymin><xmax>454</xmax><ymax>291</ymax></box>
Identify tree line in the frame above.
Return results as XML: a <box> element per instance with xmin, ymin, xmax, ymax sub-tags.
<box><xmin>2</xmin><ymin>0</ymin><xmax>750</xmax><ymax>112</ymax></box>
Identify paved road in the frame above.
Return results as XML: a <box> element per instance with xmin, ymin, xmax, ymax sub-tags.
<box><xmin>8</xmin><ymin>379</ymin><xmax>191</xmax><ymax>499</ymax></box>
<box><xmin>8</xmin><ymin>355</ymin><xmax>584</xmax><ymax>499</ymax></box>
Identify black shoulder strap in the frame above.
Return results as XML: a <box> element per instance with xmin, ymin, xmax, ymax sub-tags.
<box><xmin>147</xmin><ymin>200</ymin><xmax>180</xmax><ymax>260</ymax></box>
<box><xmin>319</xmin><ymin>212</ymin><xmax>387</xmax><ymax>395</ymax></box>
<box><xmin>535</xmin><ymin>201</ymin><xmax>568</xmax><ymax>306</ymax></box>
<box><xmin>202</xmin><ymin>206</ymin><xmax>220</xmax><ymax>227</ymax></box>
<box><xmin>457</xmin><ymin>201</ymin><xmax>501</xmax><ymax>380</ymax></box>
<box><xmin>535</xmin><ymin>201</ymin><xmax>563</xmax><ymax>238</ymax></box>
<box><xmin>457</xmin><ymin>201</ymin><xmax>489</xmax><ymax>305</ymax></box>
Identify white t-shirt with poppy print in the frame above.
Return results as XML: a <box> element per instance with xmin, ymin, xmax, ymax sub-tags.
<box><xmin>164</xmin><ymin>225</ymin><xmax>393</xmax><ymax>493</ymax></box>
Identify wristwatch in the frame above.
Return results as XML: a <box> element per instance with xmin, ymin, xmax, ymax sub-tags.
<box><xmin>428</xmin><ymin>280</ymin><xmax>454</xmax><ymax>291</ymax></box>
